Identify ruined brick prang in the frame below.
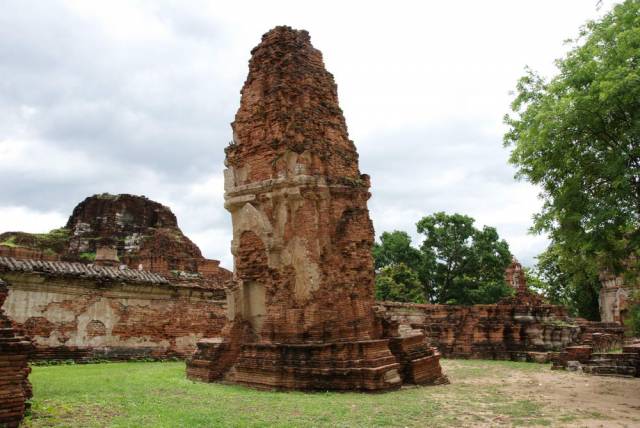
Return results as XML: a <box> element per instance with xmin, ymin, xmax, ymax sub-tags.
<box><xmin>0</xmin><ymin>279</ymin><xmax>32</xmax><ymax>428</ymax></box>
<box><xmin>187</xmin><ymin>26</ymin><xmax>447</xmax><ymax>391</ymax></box>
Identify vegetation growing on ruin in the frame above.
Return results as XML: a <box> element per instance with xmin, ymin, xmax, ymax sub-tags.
<box><xmin>504</xmin><ymin>0</ymin><xmax>640</xmax><ymax>319</ymax></box>
<box><xmin>374</xmin><ymin>213</ymin><xmax>513</xmax><ymax>305</ymax></box>
<box><xmin>0</xmin><ymin>236</ymin><xmax>18</xmax><ymax>248</ymax></box>
<box><xmin>79</xmin><ymin>252</ymin><xmax>96</xmax><ymax>262</ymax></box>
<box><xmin>0</xmin><ymin>228</ymin><xmax>70</xmax><ymax>255</ymax></box>
<box><xmin>24</xmin><ymin>360</ymin><xmax>634</xmax><ymax>427</ymax></box>
<box><xmin>628</xmin><ymin>292</ymin><xmax>640</xmax><ymax>336</ymax></box>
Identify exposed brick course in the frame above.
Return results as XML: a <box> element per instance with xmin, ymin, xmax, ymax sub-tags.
<box><xmin>377</xmin><ymin>261</ymin><xmax>627</xmax><ymax>363</ymax></box>
<box><xmin>377</xmin><ymin>301</ymin><xmax>581</xmax><ymax>361</ymax></box>
<box><xmin>0</xmin><ymin>279</ymin><xmax>32</xmax><ymax>428</ymax></box>
<box><xmin>553</xmin><ymin>343</ymin><xmax>640</xmax><ymax>377</ymax></box>
<box><xmin>1</xmin><ymin>267</ymin><xmax>227</xmax><ymax>362</ymax></box>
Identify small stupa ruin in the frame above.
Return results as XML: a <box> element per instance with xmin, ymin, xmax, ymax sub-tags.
<box><xmin>186</xmin><ymin>26</ymin><xmax>447</xmax><ymax>391</ymax></box>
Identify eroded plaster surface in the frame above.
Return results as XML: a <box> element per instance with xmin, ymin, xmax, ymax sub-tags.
<box><xmin>2</xmin><ymin>272</ymin><xmax>226</xmax><ymax>359</ymax></box>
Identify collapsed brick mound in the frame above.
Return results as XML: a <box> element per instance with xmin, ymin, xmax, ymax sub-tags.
<box><xmin>186</xmin><ymin>26</ymin><xmax>447</xmax><ymax>391</ymax></box>
<box><xmin>552</xmin><ymin>343</ymin><xmax>640</xmax><ymax>377</ymax></box>
<box><xmin>0</xmin><ymin>193</ymin><xmax>201</xmax><ymax>265</ymax></box>
<box><xmin>0</xmin><ymin>279</ymin><xmax>32</xmax><ymax>427</ymax></box>
<box><xmin>64</xmin><ymin>193</ymin><xmax>204</xmax><ymax>262</ymax></box>
<box><xmin>0</xmin><ymin>193</ymin><xmax>231</xmax><ymax>284</ymax></box>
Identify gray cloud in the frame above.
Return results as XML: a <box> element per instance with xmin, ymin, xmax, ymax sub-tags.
<box><xmin>2</xmin><ymin>0</ymin><xmax>611</xmax><ymax>268</ymax></box>
<box><xmin>360</xmin><ymin>122</ymin><xmax>546</xmax><ymax>266</ymax></box>
<box><xmin>1</xmin><ymin>1</ymin><xmax>234</xmax><ymax>167</ymax></box>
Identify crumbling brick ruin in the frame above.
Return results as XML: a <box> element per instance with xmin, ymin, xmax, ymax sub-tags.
<box><xmin>186</xmin><ymin>26</ymin><xmax>447</xmax><ymax>391</ymax></box>
<box><xmin>378</xmin><ymin>301</ymin><xmax>579</xmax><ymax>363</ymax></box>
<box><xmin>552</xmin><ymin>342</ymin><xmax>640</xmax><ymax>377</ymax></box>
<box><xmin>0</xmin><ymin>193</ymin><xmax>230</xmax><ymax>284</ymax></box>
<box><xmin>599</xmin><ymin>268</ymin><xmax>638</xmax><ymax>326</ymax></box>
<box><xmin>0</xmin><ymin>279</ymin><xmax>32</xmax><ymax>428</ymax></box>
<box><xmin>377</xmin><ymin>259</ymin><xmax>625</xmax><ymax>363</ymax></box>
<box><xmin>0</xmin><ymin>258</ymin><xmax>227</xmax><ymax>361</ymax></box>
<box><xmin>0</xmin><ymin>194</ymin><xmax>231</xmax><ymax>362</ymax></box>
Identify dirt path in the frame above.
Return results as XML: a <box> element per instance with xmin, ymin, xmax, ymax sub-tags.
<box><xmin>507</xmin><ymin>369</ymin><xmax>640</xmax><ymax>427</ymax></box>
<box><xmin>441</xmin><ymin>359</ymin><xmax>640</xmax><ymax>427</ymax></box>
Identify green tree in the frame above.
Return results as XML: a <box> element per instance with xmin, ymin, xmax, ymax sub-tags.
<box><xmin>373</xmin><ymin>231</ymin><xmax>423</xmax><ymax>272</ymax></box>
<box><xmin>504</xmin><ymin>0</ymin><xmax>640</xmax><ymax>314</ymax></box>
<box><xmin>523</xmin><ymin>267</ymin><xmax>546</xmax><ymax>295</ymax></box>
<box><xmin>416</xmin><ymin>212</ymin><xmax>513</xmax><ymax>305</ymax></box>
<box><xmin>373</xmin><ymin>230</ymin><xmax>434</xmax><ymax>298</ymax></box>
<box><xmin>375</xmin><ymin>263</ymin><xmax>426</xmax><ymax>303</ymax></box>
<box><xmin>532</xmin><ymin>244</ymin><xmax>601</xmax><ymax>319</ymax></box>
<box><xmin>627</xmin><ymin>294</ymin><xmax>640</xmax><ymax>336</ymax></box>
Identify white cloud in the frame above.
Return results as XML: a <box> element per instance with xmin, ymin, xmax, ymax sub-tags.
<box><xmin>0</xmin><ymin>0</ymin><xmax>620</xmax><ymax>269</ymax></box>
<box><xmin>0</xmin><ymin>206</ymin><xmax>67</xmax><ymax>234</ymax></box>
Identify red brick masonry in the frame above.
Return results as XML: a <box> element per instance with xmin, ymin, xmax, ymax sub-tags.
<box><xmin>0</xmin><ymin>279</ymin><xmax>32</xmax><ymax>428</ymax></box>
<box><xmin>186</xmin><ymin>26</ymin><xmax>447</xmax><ymax>391</ymax></box>
<box><xmin>0</xmin><ymin>258</ymin><xmax>227</xmax><ymax>361</ymax></box>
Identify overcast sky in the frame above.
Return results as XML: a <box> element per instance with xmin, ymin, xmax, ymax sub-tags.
<box><xmin>0</xmin><ymin>0</ymin><xmax>618</xmax><ymax>268</ymax></box>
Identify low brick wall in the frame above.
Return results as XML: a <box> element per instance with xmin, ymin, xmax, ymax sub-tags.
<box><xmin>575</xmin><ymin>320</ymin><xmax>625</xmax><ymax>352</ymax></box>
<box><xmin>553</xmin><ymin>343</ymin><xmax>640</xmax><ymax>377</ymax></box>
<box><xmin>376</xmin><ymin>301</ymin><xmax>581</xmax><ymax>360</ymax></box>
<box><xmin>1</xmin><ymin>269</ymin><xmax>227</xmax><ymax>362</ymax></box>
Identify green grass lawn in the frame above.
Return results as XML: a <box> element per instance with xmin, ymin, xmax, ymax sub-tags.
<box><xmin>22</xmin><ymin>359</ymin><xmax>614</xmax><ymax>427</ymax></box>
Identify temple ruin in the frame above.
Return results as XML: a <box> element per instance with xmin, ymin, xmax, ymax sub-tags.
<box><xmin>0</xmin><ymin>279</ymin><xmax>32</xmax><ymax>428</ymax></box>
<box><xmin>0</xmin><ymin>194</ymin><xmax>230</xmax><ymax>361</ymax></box>
<box><xmin>186</xmin><ymin>26</ymin><xmax>447</xmax><ymax>391</ymax></box>
<box><xmin>599</xmin><ymin>267</ymin><xmax>638</xmax><ymax>326</ymax></box>
<box><xmin>550</xmin><ymin>264</ymin><xmax>639</xmax><ymax>378</ymax></box>
<box><xmin>379</xmin><ymin>260</ymin><xmax>625</xmax><ymax>363</ymax></box>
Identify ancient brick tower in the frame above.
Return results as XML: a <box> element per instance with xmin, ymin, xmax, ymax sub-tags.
<box><xmin>187</xmin><ymin>26</ymin><xmax>446</xmax><ymax>390</ymax></box>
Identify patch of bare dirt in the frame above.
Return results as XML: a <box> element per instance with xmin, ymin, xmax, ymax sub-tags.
<box><xmin>442</xmin><ymin>360</ymin><xmax>640</xmax><ymax>427</ymax></box>
<box><xmin>504</xmin><ymin>369</ymin><xmax>640</xmax><ymax>427</ymax></box>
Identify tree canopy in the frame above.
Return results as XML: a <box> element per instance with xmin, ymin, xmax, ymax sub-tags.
<box><xmin>375</xmin><ymin>262</ymin><xmax>426</xmax><ymax>303</ymax></box>
<box><xmin>417</xmin><ymin>212</ymin><xmax>513</xmax><ymax>305</ymax></box>
<box><xmin>373</xmin><ymin>231</ymin><xmax>425</xmax><ymax>273</ymax></box>
<box><xmin>505</xmin><ymin>0</ymin><xmax>640</xmax><ymax>271</ymax></box>
<box><xmin>504</xmin><ymin>0</ymin><xmax>640</xmax><ymax>319</ymax></box>
<box><xmin>373</xmin><ymin>212</ymin><xmax>513</xmax><ymax>305</ymax></box>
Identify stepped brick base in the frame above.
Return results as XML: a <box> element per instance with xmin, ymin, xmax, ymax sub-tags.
<box><xmin>387</xmin><ymin>333</ymin><xmax>448</xmax><ymax>385</ymax></box>
<box><xmin>0</xmin><ymin>279</ymin><xmax>33</xmax><ymax>428</ymax></box>
<box><xmin>187</xmin><ymin>330</ymin><xmax>448</xmax><ymax>391</ymax></box>
<box><xmin>231</xmin><ymin>340</ymin><xmax>401</xmax><ymax>391</ymax></box>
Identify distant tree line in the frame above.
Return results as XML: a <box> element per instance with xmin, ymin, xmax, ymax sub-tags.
<box><xmin>373</xmin><ymin>212</ymin><xmax>513</xmax><ymax>305</ymax></box>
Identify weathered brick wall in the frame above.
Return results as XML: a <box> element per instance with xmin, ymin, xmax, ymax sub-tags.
<box><xmin>0</xmin><ymin>279</ymin><xmax>32</xmax><ymax>428</ymax></box>
<box><xmin>1</xmin><ymin>271</ymin><xmax>227</xmax><ymax>361</ymax></box>
<box><xmin>552</xmin><ymin>343</ymin><xmax>640</xmax><ymax>377</ymax></box>
<box><xmin>377</xmin><ymin>301</ymin><xmax>582</xmax><ymax>360</ymax></box>
<box><xmin>0</xmin><ymin>246</ymin><xmax>60</xmax><ymax>261</ymax></box>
